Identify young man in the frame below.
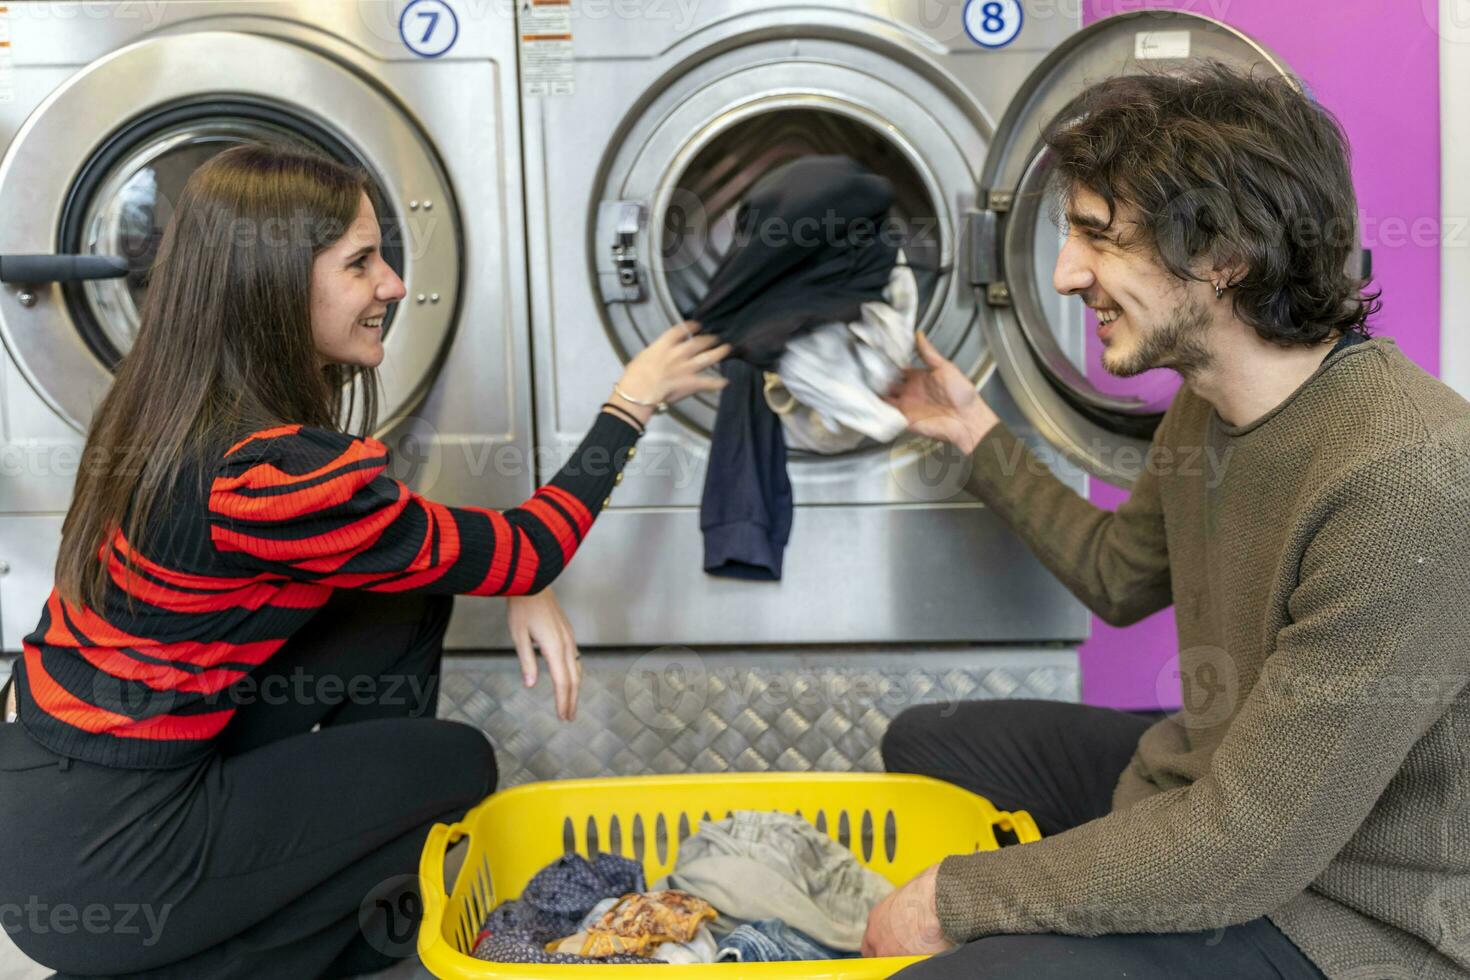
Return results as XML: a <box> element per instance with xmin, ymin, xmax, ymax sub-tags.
<box><xmin>865</xmin><ymin>65</ymin><xmax>1470</xmax><ymax>979</ymax></box>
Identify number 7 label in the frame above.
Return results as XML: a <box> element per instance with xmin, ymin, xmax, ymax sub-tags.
<box><xmin>399</xmin><ymin>0</ymin><xmax>460</xmax><ymax>58</ymax></box>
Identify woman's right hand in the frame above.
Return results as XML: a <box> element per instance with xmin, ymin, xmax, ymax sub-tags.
<box><xmin>610</xmin><ymin>322</ymin><xmax>731</xmax><ymax>424</ymax></box>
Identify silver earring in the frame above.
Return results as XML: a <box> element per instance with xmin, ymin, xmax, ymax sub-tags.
<box><xmin>1214</xmin><ymin>283</ymin><xmax>1225</xmax><ymax>300</ymax></box>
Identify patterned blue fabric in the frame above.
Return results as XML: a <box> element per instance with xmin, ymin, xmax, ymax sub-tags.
<box><xmin>716</xmin><ymin>918</ymin><xmax>859</xmax><ymax>963</ymax></box>
<box><xmin>473</xmin><ymin>853</ymin><xmax>653</xmax><ymax>964</ymax></box>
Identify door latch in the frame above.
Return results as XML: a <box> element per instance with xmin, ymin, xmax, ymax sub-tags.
<box><xmin>596</xmin><ymin>201</ymin><xmax>645</xmax><ymax>303</ymax></box>
<box><xmin>965</xmin><ymin>199</ymin><xmax>1011</xmax><ymax>307</ymax></box>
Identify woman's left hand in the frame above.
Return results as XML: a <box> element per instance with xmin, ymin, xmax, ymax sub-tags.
<box><xmin>507</xmin><ymin>588</ymin><xmax>581</xmax><ymax>721</ymax></box>
<box><xmin>861</xmin><ymin>863</ymin><xmax>953</xmax><ymax>957</ymax></box>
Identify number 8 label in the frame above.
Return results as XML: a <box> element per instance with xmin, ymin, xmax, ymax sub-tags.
<box><xmin>963</xmin><ymin>0</ymin><xmax>1023</xmax><ymax>49</ymax></box>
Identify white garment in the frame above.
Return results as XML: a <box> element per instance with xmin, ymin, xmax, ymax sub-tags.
<box><xmin>651</xmin><ymin>925</ymin><xmax>718</xmax><ymax>964</ymax></box>
<box><xmin>766</xmin><ymin>255</ymin><xmax>919</xmax><ymax>454</ymax></box>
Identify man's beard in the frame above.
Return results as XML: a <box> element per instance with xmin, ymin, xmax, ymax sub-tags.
<box><xmin>1105</xmin><ymin>294</ymin><xmax>1213</xmax><ymax>379</ymax></box>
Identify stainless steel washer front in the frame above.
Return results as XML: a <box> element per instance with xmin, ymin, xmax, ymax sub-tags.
<box><xmin>0</xmin><ymin>28</ymin><xmax>460</xmax><ymax>433</ymax></box>
<box><xmin>523</xmin><ymin>1</ymin><xmax>1091</xmax><ymax>646</ymax></box>
<box><xmin>0</xmin><ymin>3</ymin><xmax>535</xmax><ymax>652</ymax></box>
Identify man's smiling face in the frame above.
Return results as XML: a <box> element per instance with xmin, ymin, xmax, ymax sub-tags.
<box><xmin>1052</xmin><ymin>186</ymin><xmax>1216</xmax><ymax>379</ymax></box>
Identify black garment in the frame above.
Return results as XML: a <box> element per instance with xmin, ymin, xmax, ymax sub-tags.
<box><xmin>0</xmin><ymin>590</ymin><xmax>494</xmax><ymax>980</ymax></box>
<box><xmin>700</xmin><ymin>361</ymin><xmax>794</xmax><ymax>579</ymax></box>
<box><xmin>880</xmin><ymin>700</ymin><xmax>1326</xmax><ymax>979</ymax></box>
<box><xmin>689</xmin><ymin>155</ymin><xmax>898</xmax><ymax>580</ymax></box>
<box><xmin>1331</xmin><ymin>329</ymin><xmax>1367</xmax><ymax>355</ymax></box>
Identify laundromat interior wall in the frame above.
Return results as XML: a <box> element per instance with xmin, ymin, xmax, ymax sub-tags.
<box><xmin>0</xmin><ymin>1</ymin><xmax>1456</xmax><ymax>717</ymax></box>
<box><xmin>1082</xmin><ymin>0</ymin><xmax>1446</xmax><ymax>710</ymax></box>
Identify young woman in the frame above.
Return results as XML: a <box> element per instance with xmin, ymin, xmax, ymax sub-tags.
<box><xmin>0</xmin><ymin>145</ymin><xmax>728</xmax><ymax>978</ymax></box>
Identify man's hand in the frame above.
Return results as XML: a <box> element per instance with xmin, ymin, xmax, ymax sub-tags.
<box><xmin>861</xmin><ymin>863</ymin><xmax>953</xmax><ymax>958</ymax></box>
<box><xmin>885</xmin><ymin>333</ymin><xmax>1000</xmax><ymax>455</ymax></box>
<box><xmin>506</xmin><ymin>588</ymin><xmax>581</xmax><ymax>721</ymax></box>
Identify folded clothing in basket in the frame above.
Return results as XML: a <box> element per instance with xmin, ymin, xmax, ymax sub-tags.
<box><xmin>655</xmin><ymin>810</ymin><xmax>893</xmax><ymax>951</ymax></box>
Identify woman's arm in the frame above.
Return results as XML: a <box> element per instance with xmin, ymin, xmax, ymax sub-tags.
<box><xmin>208</xmin><ymin>323</ymin><xmax>728</xmax><ymax>595</ymax></box>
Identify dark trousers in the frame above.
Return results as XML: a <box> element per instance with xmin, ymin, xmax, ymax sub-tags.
<box><xmin>0</xmin><ymin>591</ymin><xmax>496</xmax><ymax>979</ymax></box>
<box><xmin>880</xmin><ymin>699</ymin><xmax>1326</xmax><ymax>979</ymax></box>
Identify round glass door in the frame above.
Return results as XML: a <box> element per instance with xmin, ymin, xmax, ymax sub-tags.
<box><xmin>63</xmin><ymin>105</ymin><xmax>403</xmax><ymax>368</ymax></box>
<box><xmin>979</xmin><ymin>10</ymin><xmax>1296</xmax><ymax>485</ymax></box>
<box><xmin>593</xmin><ymin>34</ymin><xmax>992</xmax><ymax>444</ymax></box>
<box><xmin>0</xmin><ymin>30</ymin><xmax>458</xmax><ymax>435</ymax></box>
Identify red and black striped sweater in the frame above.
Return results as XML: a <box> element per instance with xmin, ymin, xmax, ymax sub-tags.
<box><xmin>13</xmin><ymin>412</ymin><xmax>640</xmax><ymax>769</ymax></box>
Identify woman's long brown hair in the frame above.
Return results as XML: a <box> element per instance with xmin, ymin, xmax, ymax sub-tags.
<box><xmin>56</xmin><ymin>144</ymin><xmax>380</xmax><ymax>609</ymax></box>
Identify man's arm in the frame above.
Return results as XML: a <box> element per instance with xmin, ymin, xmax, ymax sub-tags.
<box><xmin>965</xmin><ymin>422</ymin><xmax>1171</xmax><ymax>627</ymax></box>
<box><xmin>886</xmin><ymin>332</ymin><xmax>1171</xmax><ymax>627</ymax></box>
<box><xmin>934</xmin><ymin>442</ymin><xmax>1470</xmax><ymax>941</ymax></box>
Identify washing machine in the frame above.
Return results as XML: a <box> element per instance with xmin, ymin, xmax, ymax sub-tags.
<box><xmin>0</xmin><ymin>0</ymin><xmax>534</xmax><ymax>650</ymax></box>
<box><xmin>519</xmin><ymin>2</ymin><xmax>1293</xmax><ymax>646</ymax></box>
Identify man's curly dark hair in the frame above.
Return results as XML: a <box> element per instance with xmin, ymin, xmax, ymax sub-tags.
<box><xmin>1042</xmin><ymin>62</ymin><xmax>1379</xmax><ymax>345</ymax></box>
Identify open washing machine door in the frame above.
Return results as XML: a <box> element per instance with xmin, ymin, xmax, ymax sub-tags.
<box><xmin>971</xmin><ymin>10</ymin><xmax>1296</xmax><ymax>486</ymax></box>
<box><xmin>0</xmin><ymin>29</ymin><xmax>461</xmax><ymax>434</ymax></box>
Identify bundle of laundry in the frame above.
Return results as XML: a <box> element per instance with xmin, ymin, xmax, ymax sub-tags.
<box><xmin>686</xmin><ymin>154</ymin><xmax>903</xmax><ymax>580</ymax></box>
<box><xmin>473</xmin><ymin>851</ymin><xmax>720</xmax><ymax>965</ymax></box>
<box><xmin>549</xmin><ymin>892</ymin><xmax>719</xmax><ymax>963</ymax></box>
<box><xmin>764</xmin><ymin>253</ymin><xmax>919</xmax><ymax>454</ymax></box>
<box><xmin>654</xmin><ymin>809</ymin><xmax>894</xmax><ymax>953</ymax></box>
<box><xmin>472</xmin><ymin>852</ymin><xmax>652</xmax><ymax>964</ymax></box>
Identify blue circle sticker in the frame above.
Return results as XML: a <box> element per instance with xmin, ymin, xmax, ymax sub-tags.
<box><xmin>399</xmin><ymin>0</ymin><xmax>459</xmax><ymax>58</ymax></box>
<box><xmin>963</xmin><ymin>0</ymin><xmax>1023</xmax><ymax>49</ymax></box>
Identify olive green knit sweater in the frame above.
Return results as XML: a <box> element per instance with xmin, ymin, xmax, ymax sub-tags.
<box><xmin>938</xmin><ymin>338</ymin><xmax>1470</xmax><ymax>979</ymax></box>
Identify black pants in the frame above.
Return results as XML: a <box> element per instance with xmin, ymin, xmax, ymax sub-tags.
<box><xmin>880</xmin><ymin>699</ymin><xmax>1326</xmax><ymax>979</ymax></box>
<box><xmin>0</xmin><ymin>591</ymin><xmax>496</xmax><ymax>979</ymax></box>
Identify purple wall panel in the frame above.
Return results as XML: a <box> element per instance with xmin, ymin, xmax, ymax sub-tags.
<box><xmin>1074</xmin><ymin>0</ymin><xmax>1442</xmax><ymax>707</ymax></box>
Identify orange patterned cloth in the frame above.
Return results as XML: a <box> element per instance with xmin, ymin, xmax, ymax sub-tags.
<box><xmin>548</xmin><ymin>891</ymin><xmax>717</xmax><ymax>959</ymax></box>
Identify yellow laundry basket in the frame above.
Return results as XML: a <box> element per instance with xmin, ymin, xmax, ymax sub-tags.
<box><xmin>418</xmin><ymin>772</ymin><xmax>1041</xmax><ymax>979</ymax></box>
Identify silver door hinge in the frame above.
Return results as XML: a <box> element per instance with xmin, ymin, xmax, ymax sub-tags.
<box><xmin>966</xmin><ymin>193</ymin><xmax>1013</xmax><ymax>307</ymax></box>
<box><xmin>596</xmin><ymin>201</ymin><xmax>645</xmax><ymax>302</ymax></box>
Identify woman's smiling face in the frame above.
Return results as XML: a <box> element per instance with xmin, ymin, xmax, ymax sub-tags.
<box><xmin>310</xmin><ymin>192</ymin><xmax>406</xmax><ymax>368</ymax></box>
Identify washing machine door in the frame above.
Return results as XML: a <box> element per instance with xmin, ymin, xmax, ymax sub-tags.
<box><xmin>974</xmin><ymin>11</ymin><xmax>1295</xmax><ymax>486</ymax></box>
<box><xmin>582</xmin><ymin>24</ymin><xmax>1006</xmax><ymax>510</ymax></box>
<box><xmin>0</xmin><ymin>30</ymin><xmax>460</xmax><ymax>433</ymax></box>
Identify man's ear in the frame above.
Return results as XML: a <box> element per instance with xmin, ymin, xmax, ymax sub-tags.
<box><xmin>1213</xmin><ymin>256</ymin><xmax>1248</xmax><ymax>290</ymax></box>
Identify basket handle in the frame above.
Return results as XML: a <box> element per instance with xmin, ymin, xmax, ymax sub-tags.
<box><xmin>993</xmin><ymin>808</ymin><xmax>1043</xmax><ymax>844</ymax></box>
<box><xmin>418</xmin><ymin>819</ymin><xmax>470</xmax><ymax>928</ymax></box>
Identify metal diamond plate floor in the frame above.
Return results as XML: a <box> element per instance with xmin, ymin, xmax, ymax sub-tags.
<box><xmin>0</xmin><ymin>648</ymin><xmax>1079</xmax><ymax>788</ymax></box>
<box><xmin>439</xmin><ymin>648</ymin><xmax>1079</xmax><ymax>787</ymax></box>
